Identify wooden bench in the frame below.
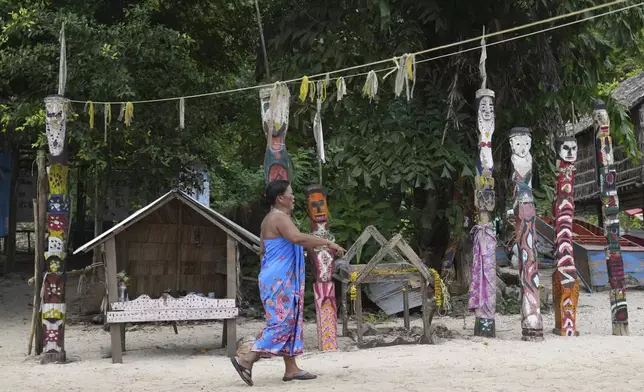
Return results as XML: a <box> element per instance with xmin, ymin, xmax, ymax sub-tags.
<box><xmin>107</xmin><ymin>293</ymin><xmax>238</xmax><ymax>363</ymax></box>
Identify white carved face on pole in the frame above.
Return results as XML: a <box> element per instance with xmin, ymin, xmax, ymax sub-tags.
<box><xmin>45</xmin><ymin>96</ymin><xmax>68</xmax><ymax>157</ymax></box>
<box><xmin>557</xmin><ymin>139</ymin><xmax>578</xmax><ymax>162</ymax></box>
<box><xmin>593</xmin><ymin>108</ymin><xmax>610</xmax><ymax>129</ymax></box>
<box><xmin>510</xmin><ymin>134</ymin><xmax>531</xmax><ymax>158</ymax></box>
<box><xmin>478</xmin><ymin>96</ymin><xmax>494</xmax><ymax>125</ymax></box>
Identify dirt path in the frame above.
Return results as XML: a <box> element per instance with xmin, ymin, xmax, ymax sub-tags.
<box><xmin>2</xmin><ymin>273</ymin><xmax>643</xmax><ymax>392</ymax></box>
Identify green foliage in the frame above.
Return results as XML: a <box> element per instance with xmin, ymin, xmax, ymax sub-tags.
<box><xmin>2</xmin><ymin>0</ymin><xmax>644</xmax><ymax>277</ymax></box>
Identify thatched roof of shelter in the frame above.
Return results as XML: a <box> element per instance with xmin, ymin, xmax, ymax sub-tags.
<box><xmin>569</xmin><ymin>71</ymin><xmax>644</xmax><ymax>135</ymax></box>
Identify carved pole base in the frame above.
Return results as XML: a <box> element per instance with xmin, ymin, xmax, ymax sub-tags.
<box><xmin>314</xmin><ymin>282</ymin><xmax>338</xmax><ymax>351</ymax></box>
<box><xmin>552</xmin><ymin>276</ymin><xmax>580</xmax><ymax>337</ymax></box>
<box><xmin>521</xmin><ymin>329</ymin><xmax>544</xmax><ymax>342</ymax></box>
<box><xmin>40</xmin><ymin>351</ymin><xmax>66</xmax><ymax>365</ymax></box>
<box><xmin>553</xmin><ymin>328</ymin><xmax>580</xmax><ymax>337</ymax></box>
<box><xmin>474</xmin><ymin>317</ymin><xmax>496</xmax><ymax>337</ymax></box>
<box><xmin>610</xmin><ymin>288</ymin><xmax>629</xmax><ymax>336</ymax></box>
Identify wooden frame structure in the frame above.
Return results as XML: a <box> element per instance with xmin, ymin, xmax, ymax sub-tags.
<box><xmin>333</xmin><ymin>226</ymin><xmax>436</xmax><ymax>346</ymax></box>
<box><xmin>74</xmin><ymin>189</ymin><xmax>259</xmax><ymax>363</ymax></box>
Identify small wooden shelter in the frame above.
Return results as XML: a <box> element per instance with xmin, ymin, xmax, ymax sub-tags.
<box><xmin>74</xmin><ymin>189</ymin><xmax>259</xmax><ymax>362</ymax></box>
<box><xmin>334</xmin><ymin>226</ymin><xmax>437</xmax><ymax>347</ymax></box>
<box><xmin>572</xmin><ymin>71</ymin><xmax>644</xmax><ymax>214</ymax></box>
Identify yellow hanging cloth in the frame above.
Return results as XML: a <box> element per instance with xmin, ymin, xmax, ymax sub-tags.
<box><xmin>86</xmin><ymin>101</ymin><xmax>95</xmax><ymax>129</ymax></box>
<box><xmin>299</xmin><ymin>76</ymin><xmax>310</xmax><ymax>102</ymax></box>
<box><xmin>124</xmin><ymin>102</ymin><xmax>134</xmax><ymax>127</ymax></box>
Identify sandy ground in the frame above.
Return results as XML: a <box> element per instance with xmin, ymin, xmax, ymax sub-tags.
<box><xmin>2</xmin><ymin>272</ymin><xmax>644</xmax><ymax>392</ymax></box>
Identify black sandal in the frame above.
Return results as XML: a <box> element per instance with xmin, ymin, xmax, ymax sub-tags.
<box><xmin>230</xmin><ymin>357</ymin><xmax>254</xmax><ymax>386</ymax></box>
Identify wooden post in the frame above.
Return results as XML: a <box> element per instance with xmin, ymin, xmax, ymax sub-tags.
<box><xmin>421</xmin><ymin>281</ymin><xmax>432</xmax><ymax>344</ymax></box>
<box><xmin>175</xmin><ymin>202</ymin><xmax>183</xmax><ymax>292</ymax></box>
<box><xmin>593</xmin><ymin>100</ymin><xmax>629</xmax><ymax>336</ymax></box>
<box><xmin>552</xmin><ymin>136</ymin><xmax>580</xmax><ymax>336</ymax></box>
<box><xmin>35</xmin><ymin>149</ymin><xmax>47</xmax><ymax>355</ymax></box>
<box><xmin>341</xmin><ymin>281</ymin><xmax>348</xmax><ymax>337</ymax></box>
<box><xmin>510</xmin><ymin>127</ymin><xmax>544</xmax><ymax>341</ymax></box>
<box><xmin>92</xmin><ymin>173</ymin><xmax>102</xmax><ymax>265</ymax></box>
<box><xmin>355</xmin><ymin>284</ymin><xmax>363</xmax><ymax>345</ymax></box>
<box><xmin>28</xmin><ymin>200</ymin><xmax>41</xmax><ymax>355</ymax></box>
<box><xmin>402</xmin><ymin>285</ymin><xmax>410</xmax><ymax>330</ymax></box>
<box><xmin>106</xmin><ymin>238</ymin><xmax>123</xmax><ymax>363</ymax></box>
<box><xmin>225</xmin><ymin>235</ymin><xmax>237</xmax><ymax>357</ymax></box>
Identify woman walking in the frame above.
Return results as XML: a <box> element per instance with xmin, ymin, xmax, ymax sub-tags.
<box><xmin>231</xmin><ymin>180</ymin><xmax>346</xmax><ymax>386</ymax></box>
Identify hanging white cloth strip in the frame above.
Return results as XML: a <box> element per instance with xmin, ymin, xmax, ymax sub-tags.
<box><xmin>479</xmin><ymin>26</ymin><xmax>488</xmax><ymax>90</ymax></box>
<box><xmin>362</xmin><ymin>71</ymin><xmax>378</xmax><ymax>101</ymax></box>
<box><xmin>179</xmin><ymin>98</ymin><xmax>185</xmax><ymax>129</ymax></box>
<box><xmin>336</xmin><ymin>77</ymin><xmax>347</xmax><ymax>101</ymax></box>
<box><xmin>313</xmin><ymin>80</ymin><xmax>325</xmax><ymax>163</ymax></box>
<box><xmin>58</xmin><ymin>23</ymin><xmax>67</xmax><ymax>96</ymax></box>
<box><xmin>268</xmin><ymin>82</ymin><xmax>290</xmax><ymax>133</ymax></box>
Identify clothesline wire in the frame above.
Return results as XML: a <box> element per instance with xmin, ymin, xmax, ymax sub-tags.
<box><xmin>68</xmin><ymin>0</ymin><xmax>638</xmax><ymax>105</ymax></box>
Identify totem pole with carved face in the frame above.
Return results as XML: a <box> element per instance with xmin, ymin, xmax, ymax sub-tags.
<box><xmin>259</xmin><ymin>87</ymin><xmax>292</xmax><ymax>184</ymax></box>
<box><xmin>306</xmin><ymin>185</ymin><xmax>338</xmax><ymax>351</ymax></box>
<box><xmin>509</xmin><ymin>127</ymin><xmax>544</xmax><ymax>341</ymax></box>
<box><xmin>593</xmin><ymin>100</ymin><xmax>629</xmax><ymax>336</ymax></box>
<box><xmin>468</xmin><ymin>89</ymin><xmax>497</xmax><ymax>337</ymax></box>
<box><xmin>42</xmin><ymin>94</ymin><xmax>71</xmax><ymax>362</ymax></box>
<box><xmin>552</xmin><ymin>136</ymin><xmax>580</xmax><ymax>336</ymax></box>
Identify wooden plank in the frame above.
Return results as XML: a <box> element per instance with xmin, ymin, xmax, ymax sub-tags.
<box><xmin>352</xmin><ymin>234</ymin><xmax>402</xmax><ymax>287</ymax></box>
<box><xmin>366</xmin><ymin>226</ymin><xmax>406</xmax><ymax>263</ymax></box>
<box><xmin>107</xmin><ymin>308</ymin><xmax>239</xmax><ymax>323</ymax></box>
<box><xmin>176</xmin><ymin>202</ymin><xmax>183</xmax><ymax>291</ymax></box>
<box><xmin>342</xmin><ymin>228</ymin><xmax>374</xmax><ymax>263</ymax></box>
<box><xmin>106</xmin><ymin>238</ymin><xmax>123</xmax><ymax>363</ymax></box>
<box><xmin>111</xmin><ymin>294</ymin><xmax>235</xmax><ymax>310</ymax></box>
<box><xmin>354</xmin><ymin>272</ymin><xmax>422</xmax><ymax>284</ymax></box>
<box><xmin>225</xmin><ymin>235</ymin><xmax>238</xmax><ymax>357</ymax></box>
<box><xmin>395</xmin><ymin>237</ymin><xmax>432</xmax><ymax>283</ymax></box>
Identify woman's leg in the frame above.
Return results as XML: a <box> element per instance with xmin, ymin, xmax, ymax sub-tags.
<box><xmin>283</xmin><ymin>356</ymin><xmax>301</xmax><ymax>376</ymax></box>
<box><xmin>237</xmin><ymin>351</ymin><xmax>261</xmax><ymax>370</ymax></box>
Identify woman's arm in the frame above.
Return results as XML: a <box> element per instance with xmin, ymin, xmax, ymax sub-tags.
<box><xmin>259</xmin><ymin>230</ymin><xmax>265</xmax><ymax>261</ymax></box>
<box><xmin>275</xmin><ymin>214</ymin><xmax>332</xmax><ymax>248</ymax></box>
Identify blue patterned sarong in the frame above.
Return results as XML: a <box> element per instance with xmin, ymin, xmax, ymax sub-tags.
<box><xmin>251</xmin><ymin>237</ymin><xmax>305</xmax><ymax>356</ymax></box>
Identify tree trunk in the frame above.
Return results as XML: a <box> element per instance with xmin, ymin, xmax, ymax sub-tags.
<box><xmin>92</xmin><ymin>171</ymin><xmax>103</xmax><ymax>265</ymax></box>
<box><xmin>4</xmin><ymin>148</ymin><xmax>19</xmax><ymax>274</ymax></box>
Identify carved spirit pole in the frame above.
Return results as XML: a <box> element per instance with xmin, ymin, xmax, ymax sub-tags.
<box><xmin>41</xmin><ymin>95</ymin><xmax>70</xmax><ymax>363</ymax></box>
<box><xmin>468</xmin><ymin>88</ymin><xmax>497</xmax><ymax>337</ymax></box>
<box><xmin>552</xmin><ymin>135</ymin><xmax>580</xmax><ymax>336</ymax></box>
<box><xmin>259</xmin><ymin>86</ymin><xmax>292</xmax><ymax>184</ymax></box>
<box><xmin>593</xmin><ymin>100</ymin><xmax>629</xmax><ymax>336</ymax></box>
<box><xmin>468</xmin><ymin>28</ymin><xmax>497</xmax><ymax>337</ymax></box>
<box><xmin>509</xmin><ymin>127</ymin><xmax>544</xmax><ymax>341</ymax></box>
<box><xmin>306</xmin><ymin>185</ymin><xmax>338</xmax><ymax>351</ymax></box>
<box><xmin>40</xmin><ymin>24</ymin><xmax>70</xmax><ymax>364</ymax></box>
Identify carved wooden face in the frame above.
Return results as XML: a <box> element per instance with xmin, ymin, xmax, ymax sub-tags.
<box><xmin>307</xmin><ymin>190</ymin><xmax>328</xmax><ymax>222</ymax></box>
<box><xmin>593</xmin><ymin>108</ymin><xmax>610</xmax><ymax>128</ymax></box>
<box><xmin>510</xmin><ymin>134</ymin><xmax>531</xmax><ymax>158</ymax></box>
<box><xmin>557</xmin><ymin>140</ymin><xmax>578</xmax><ymax>162</ymax></box>
<box><xmin>478</xmin><ymin>96</ymin><xmax>495</xmax><ymax>123</ymax></box>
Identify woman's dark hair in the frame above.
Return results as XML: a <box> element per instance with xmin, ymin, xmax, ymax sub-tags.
<box><xmin>261</xmin><ymin>180</ymin><xmax>290</xmax><ymax>207</ymax></box>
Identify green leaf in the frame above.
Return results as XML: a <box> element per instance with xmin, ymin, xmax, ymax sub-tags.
<box><xmin>461</xmin><ymin>165</ymin><xmax>474</xmax><ymax>177</ymax></box>
<box><xmin>441</xmin><ymin>166</ymin><xmax>452</xmax><ymax>179</ymax></box>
